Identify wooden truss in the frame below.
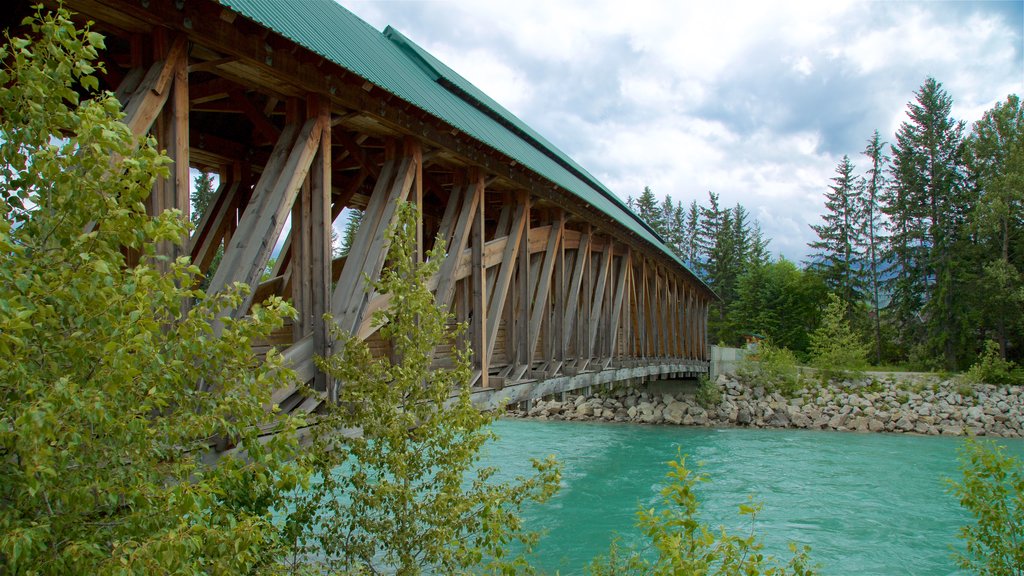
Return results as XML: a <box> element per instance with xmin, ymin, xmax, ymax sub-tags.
<box><xmin>33</xmin><ymin>0</ymin><xmax>715</xmax><ymax>414</ymax></box>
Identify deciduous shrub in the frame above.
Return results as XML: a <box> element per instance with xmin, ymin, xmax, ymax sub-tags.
<box><xmin>962</xmin><ymin>340</ymin><xmax>1024</xmax><ymax>386</ymax></box>
<box><xmin>949</xmin><ymin>439</ymin><xmax>1024</xmax><ymax>575</ymax></box>
<box><xmin>808</xmin><ymin>293</ymin><xmax>868</xmax><ymax>382</ymax></box>
<box><xmin>0</xmin><ymin>10</ymin><xmax>305</xmax><ymax>574</ymax></box>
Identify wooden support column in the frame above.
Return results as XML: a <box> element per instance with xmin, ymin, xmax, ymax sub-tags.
<box><xmin>607</xmin><ymin>247</ymin><xmax>630</xmax><ymax>366</ymax></box>
<box><xmin>122</xmin><ymin>35</ymin><xmax>188</xmax><ymax>139</ymax></box>
<box><xmin>291</xmin><ymin>177</ymin><xmax>312</xmax><ymax>338</ymax></box>
<box><xmin>486</xmin><ymin>194</ymin><xmax>526</xmax><ymax>365</ymax></box>
<box><xmin>434</xmin><ymin>184</ymin><xmax>478</xmax><ymax>311</ymax></box>
<box><xmin>309</xmin><ymin>97</ymin><xmax>332</xmax><ymax>394</ymax></box>
<box><xmin>587</xmin><ymin>238</ymin><xmax>612</xmax><ymax>359</ymax></box>
<box><xmin>562</xmin><ymin>225</ymin><xmax>590</xmax><ymax>367</ymax></box>
<box><xmin>469</xmin><ymin>172</ymin><xmax>487</xmax><ymax>388</ymax></box>
<box><xmin>144</xmin><ymin>34</ymin><xmax>190</xmax><ymax>269</ymax></box>
<box><xmin>515</xmin><ymin>196</ymin><xmax>532</xmax><ymax>377</ymax></box>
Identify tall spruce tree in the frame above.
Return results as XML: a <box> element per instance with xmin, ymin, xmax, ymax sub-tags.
<box><xmin>860</xmin><ymin>130</ymin><xmax>888</xmax><ymax>364</ymax></box>
<box><xmin>809</xmin><ymin>155</ymin><xmax>863</xmax><ymax>315</ymax></box>
<box><xmin>886</xmin><ymin>77</ymin><xmax>968</xmax><ymax>368</ymax></box>
<box><xmin>965</xmin><ymin>94</ymin><xmax>1024</xmax><ymax>360</ymax></box>
<box><xmin>683</xmin><ymin>200</ymin><xmax>701</xmax><ymax>271</ymax></box>
<box><xmin>633</xmin><ymin>186</ymin><xmax>666</xmax><ymax>237</ymax></box>
<box><xmin>190</xmin><ymin>170</ymin><xmax>216</xmax><ymax>226</ymax></box>
<box><xmin>339</xmin><ymin>209</ymin><xmax>363</xmax><ymax>257</ymax></box>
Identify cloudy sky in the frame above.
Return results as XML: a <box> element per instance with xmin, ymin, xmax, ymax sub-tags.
<box><xmin>340</xmin><ymin>0</ymin><xmax>1023</xmax><ymax>261</ymax></box>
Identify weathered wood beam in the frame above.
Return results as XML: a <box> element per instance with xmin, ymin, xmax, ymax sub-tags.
<box><xmin>309</xmin><ymin>97</ymin><xmax>333</xmax><ymax>394</ymax></box>
<box><xmin>122</xmin><ymin>34</ymin><xmax>187</xmax><ymax>139</ymax></box>
<box><xmin>469</xmin><ymin>172</ymin><xmax>487</xmax><ymax>388</ymax></box>
<box><xmin>331</xmin><ymin>152</ymin><xmax>417</xmax><ymax>335</ymax></box>
<box><xmin>607</xmin><ymin>247</ymin><xmax>630</xmax><ymax>360</ymax></box>
<box><xmin>433</xmin><ymin>184</ymin><xmax>477</xmax><ymax>311</ymax></box>
<box><xmin>527</xmin><ymin>212</ymin><xmax>563</xmax><ymax>360</ymax></box>
<box><xmin>485</xmin><ymin>194</ymin><xmax>526</xmax><ymax>365</ymax></box>
<box><xmin>207</xmin><ymin>116</ymin><xmax>324</xmax><ymax>317</ymax></box>
<box><xmin>562</xmin><ymin>226</ymin><xmax>590</xmax><ymax>360</ymax></box>
<box><xmin>587</xmin><ymin>236</ymin><xmax>613</xmax><ymax>356</ymax></box>
<box><xmin>514</xmin><ymin>195</ymin><xmax>532</xmax><ymax>377</ymax></box>
<box><xmin>229</xmin><ymin>89</ymin><xmax>282</xmax><ymax>143</ymax></box>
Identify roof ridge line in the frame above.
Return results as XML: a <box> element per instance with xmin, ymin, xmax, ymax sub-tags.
<box><xmin>382</xmin><ymin>26</ymin><xmax>668</xmax><ymax>245</ymax></box>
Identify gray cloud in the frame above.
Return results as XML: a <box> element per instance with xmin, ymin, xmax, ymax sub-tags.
<box><xmin>340</xmin><ymin>0</ymin><xmax>1023</xmax><ymax>261</ymax></box>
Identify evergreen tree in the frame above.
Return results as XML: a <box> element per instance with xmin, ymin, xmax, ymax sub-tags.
<box><xmin>808</xmin><ymin>155</ymin><xmax>862</xmax><ymax>314</ymax></box>
<box><xmin>859</xmin><ymin>130</ymin><xmax>888</xmax><ymax>365</ymax></box>
<box><xmin>339</xmin><ymin>209</ymin><xmax>363</xmax><ymax>257</ymax></box>
<box><xmin>659</xmin><ymin>195</ymin><xmax>680</xmax><ymax>249</ymax></box>
<box><xmin>190</xmin><ymin>170</ymin><xmax>221</xmax><ymax>284</ymax></box>
<box><xmin>635</xmin><ymin>186</ymin><xmax>663</xmax><ymax>235</ymax></box>
<box><xmin>696</xmin><ymin>191</ymin><xmax>723</xmax><ymax>282</ymax></box>
<box><xmin>190</xmin><ymin>170</ymin><xmax>216</xmax><ymax>226</ymax></box>
<box><xmin>965</xmin><ymin>94</ymin><xmax>1024</xmax><ymax>360</ymax></box>
<box><xmin>683</xmin><ymin>200</ymin><xmax>701</xmax><ymax>271</ymax></box>
<box><xmin>747</xmin><ymin>222</ymin><xmax>771</xmax><ymax>268</ymax></box>
<box><xmin>886</xmin><ymin>77</ymin><xmax>968</xmax><ymax>369</ymax></box>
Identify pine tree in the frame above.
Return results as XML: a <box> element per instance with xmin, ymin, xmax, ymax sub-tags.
<box><xmin>965</xmin><ymin>94</ymin><xmax>1024</xmax><ymax>360</ymax></box>
<box><xmin>190</xmin><ymin>170</ymin><xmax>221</xmax><ymax>284</ymax></box>
<box><xmin>886</xmin><ymin>77</ymin><xmax>968</xmax><ymax>368</ymax></box>
<box><xmin>339</xmin><ymin>209</ymin><xmax>363</xmax><ymax>257</ymax></box>
<box><xmin>635</xmin><ymin>186</ymin><xmax>662</xmax><ymax>235</ymax></box>
<box><xmin>808</xmin><ymin>155</ymin><xmax>862</xmax><ymax>315</ymax></box>
<box><xmin>682</xmin><ymin>200</ymin><xmax>701</xmax><ymax>272</ymax></box>
<box><xmin>859</xmin><ymin>130</ymin><xmax>888</xmax><ymax>365</ymax></box>
<box><xmin>190</xmin><ymin>170</ymin><xmax>217</xmax><ymax>226</ymax></box>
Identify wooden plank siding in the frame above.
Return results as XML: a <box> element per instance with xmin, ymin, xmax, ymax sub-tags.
<box><xmin>47</xmin><ymin>0</ymin><xmax>715</xmax><ymax>418</ymax></box>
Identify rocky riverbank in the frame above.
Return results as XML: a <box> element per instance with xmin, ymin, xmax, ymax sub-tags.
<box><xmin>505</xmin><ymin>373</ymin><xmax>1024</xmax><ymax>438</ymax></box>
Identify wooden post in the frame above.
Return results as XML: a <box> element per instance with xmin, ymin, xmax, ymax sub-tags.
<box><xmin>470</xmin><ymin>172</ymin><xmax>487</xmax><ymax>388</ymax></box>
<box><xmin>309</xmin><ymin>96</ymin><xmax>332</xmax><ymax>395</ymax></box>
<box><xmin>515</xmin><ymin>195</ymin><xmax>532</xmax><ymax>377</ymax></box>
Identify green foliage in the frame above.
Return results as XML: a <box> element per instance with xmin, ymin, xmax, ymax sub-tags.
<box><xmin>695</xmin><ymin>374</ymin><xmax>721</xmax><ymax>408</ymax></box>
<box><xmin>949</xmin><ymin>439</ymin><xmax>1024</xmax><ymax>575</ymax></box>
<box><xmin>729</xmin><ymin>258</ymin><xmax>828</xmax><ymax>355</ymax></box>
<box><xmin>808</xmin><ymin>293</ymin><xmax>868</xmax><ymax>382</ymax></box>
<box><xmin>282</xmin><ymin>202</ymin><xmax>561</xmax><ymax>575</ymax></box>
<box><xmin>962</xmin><ymin>340</ymin><xmax>1024</xmax><ymax>386</ymax></box>
<box><xmin>739</xmin><ymin>341</ymin><xmax>804</xmax><ymax>397</ymax></box>
<box><xmin>0</xmin><ymin>9</ymin><xmax>305</xmax><ymax>574</ymax></box>
<box><xmin>588</xmin><ymin>454</ymin><xmax>817</xmax><ymax>576</ymax></box>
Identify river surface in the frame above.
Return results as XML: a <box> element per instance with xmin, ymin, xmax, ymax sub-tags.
<box><xmin>480</xmin><ymin>418</ymin><xmax>1024</xmax><ymax>575</ymax></box>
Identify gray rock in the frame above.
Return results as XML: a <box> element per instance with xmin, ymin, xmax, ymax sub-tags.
<box><xmin>736</xmin><ymin>407</ymin><xmax>752</xmax><ymax>425</ymax></box>
<box><xmin>664</xmin><ymin>401</ymin><xmax>687</xmax><ymax>425</ymax></box>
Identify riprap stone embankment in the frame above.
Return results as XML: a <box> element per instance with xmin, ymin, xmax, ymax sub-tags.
<box><xmin>506</xmin><ymin>373</ymin><xmax>1024</xmax><ymax>438</ymax></box>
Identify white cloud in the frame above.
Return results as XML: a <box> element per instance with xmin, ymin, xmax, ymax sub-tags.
<box><xmin>338</xmin><ymin>0</ymin><xmax>1023</xmax><ymax>260</ymax></box>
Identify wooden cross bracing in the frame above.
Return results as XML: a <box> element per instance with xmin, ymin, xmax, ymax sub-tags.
<box><xmin>39</xmin><ymin>0</ymin><xmax>716</xmax><ymax>416</ymax></box>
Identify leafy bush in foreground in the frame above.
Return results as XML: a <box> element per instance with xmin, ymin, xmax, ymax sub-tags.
<box><xmin>949</xmin><ymin>439</ymin><xmax>1024</xmax><ymax>575</ymax></box>
<box><xmin>0</xmin><ymin>9</ymin><xmax>305</xmax><ymax>574</ymax></box>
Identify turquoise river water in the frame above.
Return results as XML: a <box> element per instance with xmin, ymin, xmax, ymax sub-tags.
<box><xmin>479</xmin><ymin>418</ymin><xmax>1024</xmax><ymax>575</ymax></box>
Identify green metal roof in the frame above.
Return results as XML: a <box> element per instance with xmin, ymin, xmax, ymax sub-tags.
<box><xmin>218</xmin><ymin>0</ymin><xmax>711</xmax><ymax>293</ymax></box>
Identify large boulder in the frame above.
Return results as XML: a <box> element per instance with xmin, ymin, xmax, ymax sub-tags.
<box><xmin>664</xmin><ymin>401</ymin><xmax>688</xmax><ymax>425</ymax></box>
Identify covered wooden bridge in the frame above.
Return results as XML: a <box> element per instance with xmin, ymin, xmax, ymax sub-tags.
<box><xmin>31</xmin><ymin>0</ymin><xmax>715</xmax><ymax>411</ymax></box>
